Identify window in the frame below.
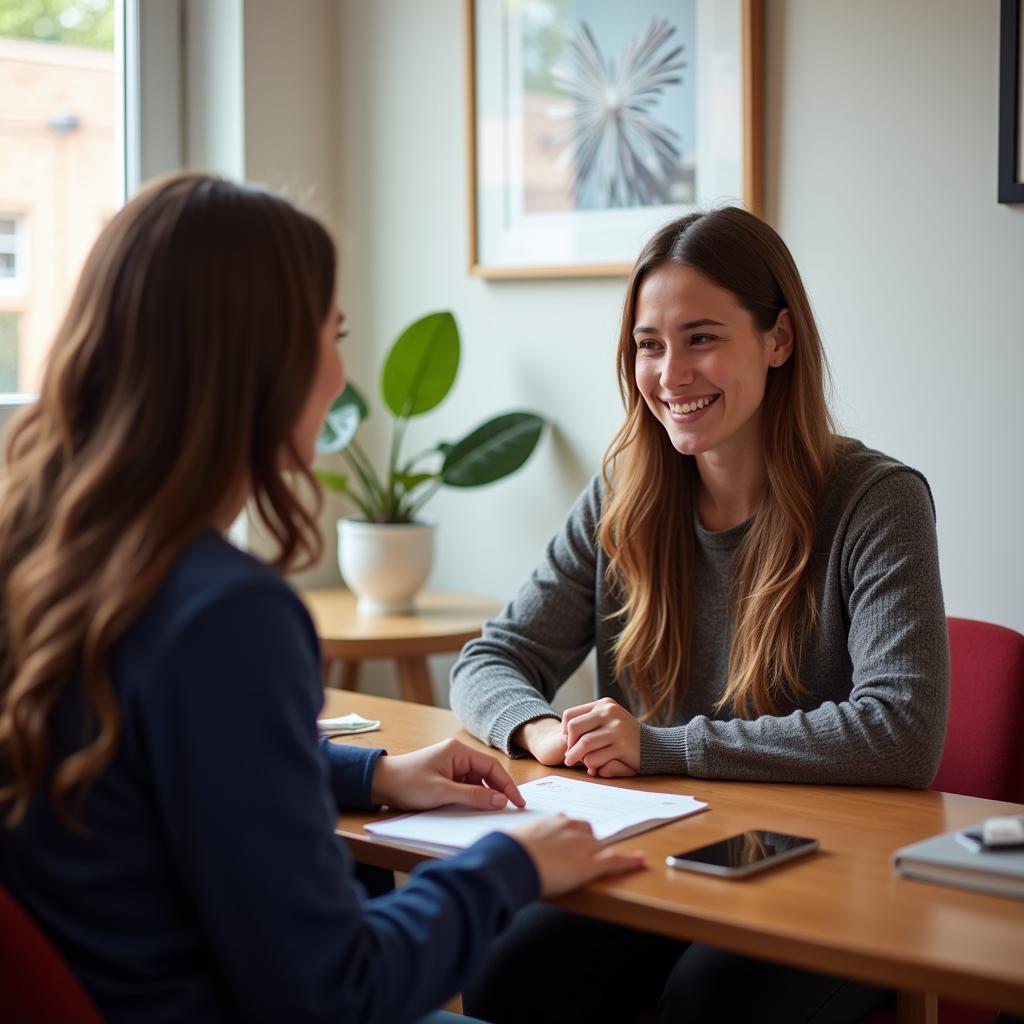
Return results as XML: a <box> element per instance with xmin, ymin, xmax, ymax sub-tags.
<box><xmin>0</xmin><ymin>0</ymin><xmax>118</xmax><ymax>395</ymax></box>
<box><xmin>0</xmin><ymin>312</ymin><xmax>19</xmax><ymax>391</ymax></box>
<box><xmin>0</xmin><ymin>214</ymin><xmax>27</xmax><ymax>293</ymax></box>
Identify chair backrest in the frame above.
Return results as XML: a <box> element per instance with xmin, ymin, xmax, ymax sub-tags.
<box><xmin>931</xmin><ymin>617</ymin><xmax>1024</xmax><ymax>804</ymax></box>
<box><xmin>856</xmin><ymin>617</ymin><xmax>1022</xmax><ymax>1024</ymax></box>
<box><xmin>0</xmin><ymin>885</ymin><xmax>104</xmax><ymax>1024</ymax></box>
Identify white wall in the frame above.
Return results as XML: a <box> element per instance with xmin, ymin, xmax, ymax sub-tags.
<box><xmin>763</xmin><ymin>0</ymin><xmax>1024</xmax><ymax>634</ymax></box>
<box><xmin>283</xmin><ymin>0</ymin><xmax>1024</xmax><ymax>699</ymax></box>
<box><xmin>238</xmin><ymin>0</ymin><xmax>346</xmax><ymax>583</ymax></box>
<box><xmin>243</xmin><ymin>0</ymin><xmax>339</xmax><ymax>232</ymax></box>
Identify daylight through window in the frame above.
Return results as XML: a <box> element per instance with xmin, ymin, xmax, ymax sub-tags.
<box><xmin>0</xmin><ymin>0</ymin><xmax>118</xmax><ymax>395</ymax></box>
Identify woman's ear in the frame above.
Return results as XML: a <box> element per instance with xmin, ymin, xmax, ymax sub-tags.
<box><xmin>767</xmin><ymin>308</ymin><xmax>794</xmax><ymax>368</ymax></box>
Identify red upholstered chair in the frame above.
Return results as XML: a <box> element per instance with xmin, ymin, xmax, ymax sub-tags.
<box><xmin>0</xmin><ymin>885</ymin><xmax>103</xmax><ymax>1024</ymax></box>
<box><xmin>862</xmin><ymin>616</ymin><xmax>1024</xmax><ymax>1024</ymax></box>
<box><xmin>932</xmin><ymin>617</ymin><xmax>1024</xmax><ymax>804</ymax></box>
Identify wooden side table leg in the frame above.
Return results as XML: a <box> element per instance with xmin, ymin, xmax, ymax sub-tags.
<box><xmin>340</xmin><ymin>660</ymin><xmax>361</xmax><ymax>692</ymax></box>
<box><xmin>896</xmin><ymin>991</ymin><xmax>937</xmax><ymax>1024</ymax></box>
<box><xmin>395</xmin><ymin>657</ymin><xmax>435</xmax><ymax>705</ymax></box>
<box><xmin>323</xmin><ymin>657</ymin><xmax>340</xmax><ymax>689</ymax></box>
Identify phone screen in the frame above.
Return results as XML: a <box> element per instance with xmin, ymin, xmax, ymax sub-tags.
<box><xmin>668</xmin><ymin>831</ymin><xmax>817</xmax><ymax>870</ymax></box>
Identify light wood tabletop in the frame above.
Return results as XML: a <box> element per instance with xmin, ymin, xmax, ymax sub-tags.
<box><xmin>323</xmin><ymin>690</ymin><xmax>1024</xmax><ymax>1024</ymax></box>
<box><xmin>301</xmin><ymin>589</ymin><xmax>502</xmax><ymax>705</ymax></box>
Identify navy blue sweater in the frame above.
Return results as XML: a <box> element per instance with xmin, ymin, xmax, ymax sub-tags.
<box><xmin>1</xmin><ymin>532</ymin><xmax>539</xmax><ymax>1022</ymax></box>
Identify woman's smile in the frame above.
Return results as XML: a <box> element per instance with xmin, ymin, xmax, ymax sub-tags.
<box><xmin>665</xmin><ymin>393</ymin><xmax>721</xmax><ymax>419</ymax></box>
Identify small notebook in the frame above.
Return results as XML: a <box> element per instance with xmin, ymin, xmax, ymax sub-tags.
<box><xmin>892</xmin><ymin>822</ymin><xmax>1024</xmax><ymax>900</ymax></box>
<box><xmin>364</xmin><ymin>774</ymin><xmax>708</xmax><ymax>853</ymax></box>
<box><xmin>317</xmin><ymin>713</ymin><xmax>381</xmax><ymax>737</ymax></box>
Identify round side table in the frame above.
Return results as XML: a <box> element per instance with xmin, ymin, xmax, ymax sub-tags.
<box><xmin>300</xmin><ymin>589</ymin><xmax>503</xmax><ymax>705</ymax></box>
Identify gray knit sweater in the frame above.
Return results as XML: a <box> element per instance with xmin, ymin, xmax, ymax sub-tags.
<box><xmin>450</xmin><ymin>440</ymin><xmax>949</xmax><ymax>787</ymax></box>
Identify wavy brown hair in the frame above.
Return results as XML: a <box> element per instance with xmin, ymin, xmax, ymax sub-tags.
<box><xmin>599</xmin><ymin>208</ymin><xmax>837</xmax><ymax>724</ymax></box>
<box><xmin>0</xmin><ymin>173</ymin><xmax>335</xmax><ymax>826</ymax></box>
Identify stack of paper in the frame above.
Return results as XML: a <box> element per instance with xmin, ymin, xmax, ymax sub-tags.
<box><xmin>365</xmin><ymin>775</ymin><xmax>708</xmax><ymax>853</ymax></box>
<box><xmin>317</xmin><ymin>713</ymin><xmax>381</xmax><ymax>737</ymax></box>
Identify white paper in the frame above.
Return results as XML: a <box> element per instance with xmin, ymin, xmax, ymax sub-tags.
<box><xmin>317</xmin><ymin>713</ymin><xmax>381</xmax><ymax>737</ymax></box>
<box><xmin>364</xmin><ymin>775</ymin><xmax>707</xmax><ymax>852</ymax></box>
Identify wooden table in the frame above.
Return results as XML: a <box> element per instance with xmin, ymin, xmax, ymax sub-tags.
<box><xmin>301</xmin><ymin>590</ymin><xmax>502</xmax><ymax>705</ymax></box>
<box><xmin>324</xmin><ymin>691</ymin><xmax>1024</xmax><ymax>1024</ymax></box>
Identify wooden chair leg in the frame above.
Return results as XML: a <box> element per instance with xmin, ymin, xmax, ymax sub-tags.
<box><xmin>394</xmin><ymin>657</ymin><xmax>434</xmax><ymax>705</ymax></box>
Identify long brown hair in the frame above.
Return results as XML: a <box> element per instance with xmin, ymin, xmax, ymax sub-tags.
<box><xmin>599</xmin><ymin>208</ymin><xmax>836</xmax><ymax>723</ymax></box>
<box><xmin>0</xmin><ymin>173</ymin><xmax>336</xmax><ymax>826</ymax></box>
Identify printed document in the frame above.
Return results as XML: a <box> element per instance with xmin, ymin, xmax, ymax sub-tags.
<box><xmin>364</xmin><ymin>775</ymin><xmax>708</xmax><ymax>852</ymax></box>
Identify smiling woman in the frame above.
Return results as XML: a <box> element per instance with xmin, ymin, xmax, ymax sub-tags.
<box><xmin>449</xmin><ymin>206</ymin><xmax>950</xmax><ymax>1023</ymax></box>
<box><xmin>600</xmin><ymin>208</ymin><xmax>839</xmax><ymax>727</ymax></box>
<box><xmin>632</xmin><ymin>264</ymin><xmax>792</xmax><ymax>474</ymax></box>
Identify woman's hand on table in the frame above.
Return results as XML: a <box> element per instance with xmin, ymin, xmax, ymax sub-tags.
<box><xmin>370</xmin><ymin>738</ymin><xmax>526</xmax><ymax>811</ymax></box>
<box><xmin>511</xmin><ymin>815</ymin><xmax>646</xmax><ymax>897</ymax></box>
<box><xmin>512</xmin><ymin>717</ymin><xmax>567</xmax><ymax>765</ymax></box>
<box><xmin>562</xmin><ymin>697</ymin><xmax>641</xmax><ymax>778</ymax></box>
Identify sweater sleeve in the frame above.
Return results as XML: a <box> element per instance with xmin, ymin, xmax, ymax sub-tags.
<box><xmin>640</xmin><ymin>470</ymin><xmax>950</xmax><ymax>787</ymax></box>
<box><xmin>140</xmin><ymin>581</ymin><xmax>539</xmax><ymax>1024</ymax></box>
<box><xmin>449</xmin><ymin>476</ymin><xmax>603</xmax><ymax>755</ymax></box>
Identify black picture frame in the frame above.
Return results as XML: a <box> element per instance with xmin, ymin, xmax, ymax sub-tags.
<box><xmin>998</xmin><ymin>0</ymin><xmax>1024</xmax><ymax>202</ymax></box>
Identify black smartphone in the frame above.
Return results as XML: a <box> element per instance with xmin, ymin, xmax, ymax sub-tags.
<box><xmin>665</xmin><ymin>830</ymin><xmax>819</xmax><ymax>878</ymax></box>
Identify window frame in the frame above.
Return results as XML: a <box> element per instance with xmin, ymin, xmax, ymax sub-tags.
<box><xmin>122</xmin><ymin>0</ymin><xmax>184</xmax><ymax>197</ymax></box>
<box><xmin>0</xmin><ymin>212</ymin><xmax>29</xmax><ymax>297</ymax></box>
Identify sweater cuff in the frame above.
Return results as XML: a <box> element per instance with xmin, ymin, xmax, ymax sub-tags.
<box><xmin>319</xmin><ymin>737</ymin><xmax>386</xmax><ymax>811</ymax></box>
<box><xmin>638</xmin><ymin>722</ymin><xmax>693</xmax><ymax>775</ymax></box>
<box><xmin>488</xmin><ymin>700</ymin><xmax>561</xmax><ymax>757</ymax></box>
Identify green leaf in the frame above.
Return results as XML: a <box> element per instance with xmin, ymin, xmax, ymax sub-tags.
<box><xmin>381</xmin><ymin>311</ymin><xmax>460</xmax><ymax>418</ymax></box>
<box><xmin>394</xmin><ymin>472</ymin><xmax>438</xmax><ymax>492</ymax></box>
<box><xmin>314</xmin><ymin>469</ymin><xmax>350</xmax><ymax>494</ymax></box>
<box><xmin>317</xmin><ymin>383</ymin><xmax>368</xmax><ymax>453</ymax></box>
<box><xmin>441</xmin><ymin>413</ymin><xmax>545</xmax><ymax>488</ymax></box>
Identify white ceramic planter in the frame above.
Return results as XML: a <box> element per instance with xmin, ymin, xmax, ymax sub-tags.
<box><xmin>337</xmin><ymin>517</ymin><xmax>435</xmax><ymax>614</ymax></box>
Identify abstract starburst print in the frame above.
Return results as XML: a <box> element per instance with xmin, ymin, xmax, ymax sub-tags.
<box><xmin>551</xmin><ymin>18</ymin><xmax>686</xmax><ymax>208</ymax></box>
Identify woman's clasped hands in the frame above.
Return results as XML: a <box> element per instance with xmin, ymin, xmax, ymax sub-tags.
<box><xmin>516</xmin><ymin>697</ymin><xmax>641</xmax><ymax>778</ymax></box>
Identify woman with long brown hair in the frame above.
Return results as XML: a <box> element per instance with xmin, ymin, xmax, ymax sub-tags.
<box><xmin>451</xmin><ymin>207</ymin><xmax>949</xmax><ymax>1022</ymax></box>
<box><xmin>0</xmin><ymin>172</ymin><xmax>644</xmax><ymax>1024</ymax></box>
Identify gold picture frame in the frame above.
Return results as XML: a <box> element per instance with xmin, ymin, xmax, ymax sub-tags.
<box><xmin>466</xmin><ymin>0</ymin><xmax>764</xmax><ymax>279</ymax></box>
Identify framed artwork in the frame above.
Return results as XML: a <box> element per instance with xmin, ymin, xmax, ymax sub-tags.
<box><xmin>465</xmin><ymin>0</ymin><xmax>764</xmax><ymax>279</ymax></box>
<box><xmin>999</xmin><ymin>0</ymin><xmax>1024</xmax><ymax>203</ymax></box>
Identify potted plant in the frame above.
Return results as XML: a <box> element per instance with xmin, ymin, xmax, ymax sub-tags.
<box><xmin>316</xmin><ymin>310</ymin><xmax>545</xmax><ymax>613</ymax></box>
